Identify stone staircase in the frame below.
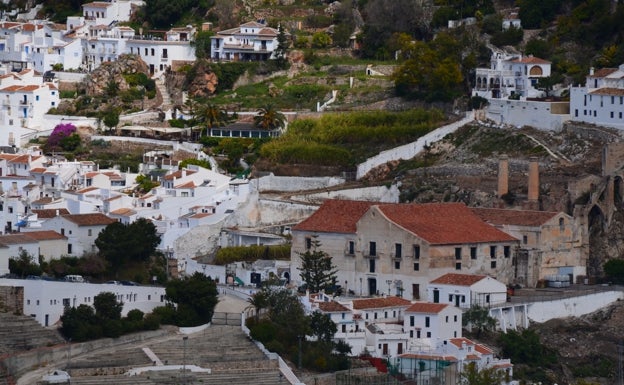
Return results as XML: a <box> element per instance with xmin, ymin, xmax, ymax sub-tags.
<box><xmin>154</xmin><ymin>77</ymin><xmax>172</xmax><ymax>112</ymax></box>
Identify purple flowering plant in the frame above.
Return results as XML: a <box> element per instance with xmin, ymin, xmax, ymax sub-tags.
<box><xmin>47</xmin><ymin>123</ymin><xmax>77</xmax><ymax>149</ymax></box>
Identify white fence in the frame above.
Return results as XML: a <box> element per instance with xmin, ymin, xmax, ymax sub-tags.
<box><xmin>356</xmin><ymin>112</ymin><xmax>475</xmax><ymax>179</ymax></box>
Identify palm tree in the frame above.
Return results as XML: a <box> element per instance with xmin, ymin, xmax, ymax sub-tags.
<box><xmin>247</xmin><ymin>289</ymin><xmax>270</xmax><ymax>322</ymax></box>
<box><xmin>253</xmin><ymin>104</ymin><xmax>286</xmax><ymax>131</ymax></box>
<box><xmin>198</xmin><ymin>103</ymin><xmax>227</xmax><ymax>138</ymax></box>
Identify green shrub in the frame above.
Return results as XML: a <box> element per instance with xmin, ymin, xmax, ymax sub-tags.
<box><xmin>214</xmin><ymin>244</ymin><xmax>291</xmax><ymax>265</ymax></box>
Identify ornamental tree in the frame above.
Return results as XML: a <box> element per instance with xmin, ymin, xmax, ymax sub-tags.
<box><xmin>47</xmin><ymin>122</ymin><xmax>78</xmax><ymax>151</ymax></box>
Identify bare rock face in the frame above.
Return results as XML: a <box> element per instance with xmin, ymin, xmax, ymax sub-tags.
<box><xmin>83</xmin><ymin>54</ymin><xmax>149</xmax><ymax>96</ymax></box>
<box><xmin>187</xmin><ymin>71</ymin><xmax>218</xmax><ymax>99</ymax></box>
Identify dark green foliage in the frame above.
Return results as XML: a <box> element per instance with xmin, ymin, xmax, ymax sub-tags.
<box><xmin>517</xmin><ymin>0</ymin><xmax>563</xmax><ymax>29</ymax></box>
<box><xmin>309</xmin><ymin>312</ymin><xmax>337</xmax><ymax>342</ymax></box>
<box><xmin>462</xmin><ymin>305</ymin><xmax>496</xmax><ymax>337</ymax></box>
<box><xmin>490</xmin><ymin>26</ymin><xmax>524</xmax><ymax>48</ymax></box>
<box><xmin>60</xmin><ymin>293</ymin><xmax>159</xmax><ymax>341</ymax></box>
<box><xmin>469</xmin><ymin>96</ymin><xmax>489</xmax><ymax>110</ymax></box>
<box><xmin>95</xmin><ymin>219</ymin><xmax>161</xmax><ymax>272</ymax></box>
<box><xmin>192</xmin><ymin>30</ymin><xmax>214</xmax><ymax>60</ymax></box>
<box><xmin>274</xmin><ymin>24</ymin><xmax>289</xmax><ymax>68</ymax></box>
<box><xmin>213</xmin><ymin>244</ymin><xmax>291</xmax><ymax>265</ymax></box>
<box><xmin>94</xmin><ymin>292</ymin><xmax>123</xmax><ymax>320</ymax></box>
<box><xmin>253</xmin><ymin>104</ymin><xmax>286</xmax><ymax>130</ymax></box>
<box><xmin>9</xmin><ymin>250</ymin><xmax>42</xmax><ymax>277</ymax></box>
<box><xmin>571</xmin><ymin>356</ymin><xmax>613</xmax><ymax>378</ymax></box>
<box><xmin>498</xmin><ymin>329</ymin><xmax>557</xmax><ymax>367</ymax></box>
<box><xmin>604</xmin><ymin>259</ymin><xmax>624</xmax><ymax>283</ymax></box>
<box><xmin>461</xmin><ymin>362</ymin><xmax>505</xmax><ymax>385</ymax></box>
<box><xmin>179</xmin><ymin>158</ymin><xmax>212</xmax><ymax>170</ymax></box>
<box><xmin>60</xmin><ymin>133</ymin><xmax>82</xmax><ymax>152</ymax></box>
<box><xmin>297</xmin><ymin>237</ymin><xmax>338</xmax><ymax>293</ymax></box>
<box><xmin>163</xmin><ymin>272</ymin><xmax>219</xmax><ymax>327</ymax></box>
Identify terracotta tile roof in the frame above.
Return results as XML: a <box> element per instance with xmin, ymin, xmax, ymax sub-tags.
<box><xmin>475</xmin><ymin>344</ymin><xmax>493</xmax><ymax>354</ymax></box>
<box><xmin>62</xmin><ymin>213</ymin><xmax>116</xmax><ymax>226</ymax></box>
<box><xmin>19</xmin><ymin>85</ymin><xmax>39</xmax><ymax>92</ymax></box>
<box><xmin>465</xmin><ymin>354</ymin><xmax>480</xmax><ymax>360</ymax></box>
<box><xmin>9</xmin><ymin>154</ymin><xmax>41</xmax><ymax>164</ymax></box>
<box><xmin>589</xmin><ymin>87</ymin><xmax>624</xmax><ymax>96</ymax></box>
<box><xmin>430</xmin><ymin>273</ymin><xmax>487</xmax><ymax>286</ymax></box>
<box><xmin>405</xmin><ymin>302</ymin><xmax>449</xmax><ymax>314</ymax></box>
<box><xmin>471</xmin><ymin>207</ymin><xmax>558</xmax><ymax>226</ymax></box>
<box><xmin>30</xmin><ymin>167</ymin><xmax>47</xmax><ymax>173</ymax></box>
<box><xmin>591</xmin><ymin>68</ymin><xmax>618</xmax><ymax>78</ymax></box>
<box><xmin>318</xmin><ymin>301</ymin><xmax>350</xmax><ymax>313</ymax></box>
<box><xmin>189</xmin><ymin>212</ymin><xmax>212</xmax><ymax>219</ymax></box>
<box><xmin>31</xmin><ymin>197</ymin><xmax>54</xmax><ymax>205</ymax></box>
<box><xmin>23</xmin><ymin>230</ymin><xmax>66</xmax><ymax>241</ymax></box>
<box><xmin>240</xmin><ymin>21</ymin><xmax>267</xmax><ymax>28</ymax></box>
<box><xmin>512</xmin><ymin>56</ymin><xmax>550</xmax><ymax>64</ymax></box>
<box><xmin>378</xmin><ymin>203</ymin><xmax>518</xmax><ymax>245</ymax></box>
<box><xmin>32</xmin><ymin>208</ymin><xmax>70</xmax><ymax>218</ymax></box>
<box><xmin>175</xmin><ymin>181</ymin><xmax>196</xmax><ymax>189</ymax></box>
<box><xmin>0</xmin><ymin>233</ymin><xmax>38</xmax><ymax>245</ymax></box>
<box><xmin>110</xmin><ymin>208</ymin><xmax>136</xmax><ymax>216</ymax></box>
<box><xmin>76</xmin><ymin>186</ymin><xmax>99</xmax><ymax>194</ymax></box>
<box><xmin>163</xmin><ymin>169</ymin><xmax>196</xmax><ymax>180</ymax></box>
<box><xmin>2</xmin><ymin>85</ymin><xmax>22</xmax><ymax>92</ymax></box>
<box><xmin>398</xmin><ymin>353</ymin><xmax>457</xmax><ymax>362</ymax></box>
<box><xmin>352</xmin><ymin>296</ymin><xmax>412</xmax><ymax>310</ymax></box>
<box><xmin>449</xmin><ymin>337</ymin><xmax>474</xmax><ymax>348</ymax></box>
<box><xmin>293</xmin><ymin>199</ymin><xmax>376</xmax><ymax>234</ymax></box>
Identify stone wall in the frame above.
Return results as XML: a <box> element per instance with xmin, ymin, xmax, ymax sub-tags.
<box><xmin>254</xmin><ymin>174</ymin><xmax>346</xmax><ymax>192</ymax></box>
<box><xmin>0</xmin><ymin>286</ymin><xmax>23</xmax><ymax>313</ymax></box>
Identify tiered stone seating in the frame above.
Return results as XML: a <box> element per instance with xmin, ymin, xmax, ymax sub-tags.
<box><xmin>0</xmin><ymin>312</ymin><xmax>64</xmax><ymax>355</ymax></box>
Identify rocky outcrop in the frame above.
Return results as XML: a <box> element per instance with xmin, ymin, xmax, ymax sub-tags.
<box><xmin>82</xmin><ymin>54</ymin><xmax>149</xmax><ymax>96</ymax></box>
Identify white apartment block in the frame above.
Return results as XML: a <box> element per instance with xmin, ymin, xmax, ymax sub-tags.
<box><xmin>211</xmin><ymin>21</ymin><xmax>281</xmax><ymax>62</ymax></box>
<box><xmin>82</xmin><ymin>0</ymin><xmax>139</xmax><ymax>25</ymax></box>
<box><xmin>570</xmin><ymin>65</ymin><xmax>624</xmax><ymax>130</ymax></box>
<box><xmin>0</xmin><ymin>69</ymin><xmax>59</xmax><ymax>146</ymax></box>
<box><xmin>126</xmin><ymin>26</ymin><xmax>195</xmax><ymax>75</ymax></box>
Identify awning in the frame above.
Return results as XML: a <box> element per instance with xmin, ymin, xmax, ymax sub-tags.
<box><xmin>234</xmin><ymin>277</ymin><xmax>244</xmax><ymax>286</ymax></box>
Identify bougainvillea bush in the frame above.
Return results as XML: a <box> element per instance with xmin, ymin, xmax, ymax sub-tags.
<box><xmin>46</xmin><ymin>122</ymin><xmax>80</xmax><ymax>151</ymax></box>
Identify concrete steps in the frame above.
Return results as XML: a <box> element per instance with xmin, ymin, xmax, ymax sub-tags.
<box><xmin>0</xmin><ymin>312</ymin><xmax>64</xmax><ymax>355</ymax></box>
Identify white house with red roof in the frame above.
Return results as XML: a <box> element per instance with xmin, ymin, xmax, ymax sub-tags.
<box><xmin>404</xmin><ymin>302</ymin><xmax>462</xmax><ymax>346</ymax></box>
<box><xmin>570</xmin><ymin>64</ymin><xmax>624</xmax><ymax>130</ymax></box>
<box><xmin>291</xmin><ymin>200</ymin><xmax>519</xmax><ymax>300</ymax></box>
<box><xmin>210</xmin><ymin>21</ymin><xmax>283</xmax><ymax>62</ymax></box>
<box><xmin>472</xmin><ymin>207</ymin><xmax>585</xmax><ymax>287</ymax></box>
<box><xmin>427</xmin><ymin>273</ymin><xmax>507</xmax><ymax>309</ymax></box>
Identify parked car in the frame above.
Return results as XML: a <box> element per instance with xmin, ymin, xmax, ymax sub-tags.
<box><xmin>64</xmin><ymin>275</ymin><xmax>85</xmax><ymax>283</ymax></box>
<box><xmin>105</xmin><ymin>280</ymin><xmax>122</xmax><ymax>285</ymax></box>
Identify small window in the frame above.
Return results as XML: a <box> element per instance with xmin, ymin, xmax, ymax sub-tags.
<box><xmin>395</xmin><ymin>243</ymin><xmax>402</xmax><ymax>258</ymax></box>
<box><xmin>455</xmin><ymin>247</ymin><xmax>461</xmax><ymax>260</ymax></box>
<box><xmin>448</xmin><ymin>294</ymin><xmax>453</xmax><ymax>302</ymax></box>
<box><xmin>455</xmin><ymin>262</ymin><xmax>461</xmax><ymax>270</ymax></box>
<box><xmin>425</xmin><ymin>316</ymin><xmax>430</xmax><ymax>327</ymax></box>
<box><xmin>348</xmin><ymin>241</ymin><xmax>355</xmax><ymax>254</ymax></box>
<box><xmin>470</xmin><ymin>247</ymin><xmax>477</xmax><ymax>259</ymax></box>
<box><xmin>394</xmin><ymin>260</ymin><xmax>401</xmax><ymax>269</ymax></box>
<box><xmin>454</xmin><ymin>315</ymin><xmax>458</xmax><ymax>321</ymax></box>
<box><xmin>413</xmin><ymin>245</ymin><xmax>420</xmax><ymax>259</ymax></box>
<box><xmin>369</xmin><ymin>241</ymin><xmax>376</xmax><ymax>256</ymax></box>
<box><xmin>491</xmin><ymin>260</ymin><xmax>497</xmax><ymax>269</ymax></box>
<box><xmin>305</xmin><ymin>237</ymin><xmax>312</xmax><ymax>250</ymax></box>
<box><xmin>504</xmin><ymin>246</ymin><xmax>510</xmax><ymax>258</ymax></box>
<box><xmin>413</xmin><ymin>262</ymin><xmax>419</xmax><ymax>271</ymax></box>
<box><xmin>88</xmin><ymin>229</ymin><xmax>92</xmax><ymax>236</ymax></box>
<box><xmin>523</xmin><ymin>235</ymin><xmax>528</xmax><ymax>244</ymax></box>
<box><xmin>490</xmin><ymin>246</ymin><xmax>497</xmax><ymax>259</ymax></box>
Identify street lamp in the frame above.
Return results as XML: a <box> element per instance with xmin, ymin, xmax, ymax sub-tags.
<box><xmin>182</xmin><ymin>336</ymin><xmax>188</xmax><ymax>382</ymax></box>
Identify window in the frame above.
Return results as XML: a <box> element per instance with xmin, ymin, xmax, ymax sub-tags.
<box><xmin>374</xmin><ymin>312</ymin><xmax>378</xmax><ymax>319</ymax></box>
<box><xmin>369</xmin><ymin>241</ymin><xmax>376</xmax><ymax>256</ymax></box>
<box><xmin>413</xmin><ymin>245</ymin><xmax>420</xmax><ymax>259</ymax></box>
<box><xmin>454</xmin><ymin>315</ymin><xmax>458</xmax><ymax>322</ymax></box>
<box><xmin>8</xmin><ymin>207</ymin><xmax>12</xmax><ymax>213</ymax></box>
<box><xmin>36</xmin><ymin>300</ymin><xmax>39</xmax><ymax>305</ymax></box>
<box><xmin>68</xmin><ymin>244</ymin><xmax>72</xmax><ymax>254</ymax></box>
<box><xmin>60</xmin><ymin>228</ymin><xmax>65</xmax><ymax>236</ymax></box>
<box><xmin>305</xmin><ymin>237</ymin><xmax>311</xmax><ymax>250</ymax></box>
<box><xmin>348</xmin><ymin>241</ymin><xmax>355</xmax><ymax>254</ymax></box>
<box><xmin>455</xmin><ymin>262</ymin><xmax>461</xmax><ymax>270</ymax></box>
<box><xmin>162</xmin><ymin>48</ymin><xmax>168</xmax><ymax>58</ymax></box>
<box><xmin>384</xmin><ymin>311</ymin><xmax>388</xmax><ymax>318</ymax></box>
<box><xmin>490</xmin><ymin>246</ymin><xmax>497</xmax><ymax>259</ymax></box>
<box><xmin>470</xmin><ymin>247</ymin><xmax>477</xmax><ymax>259</ymax></box>
<box><xmin>455</xmin><ymin>247</ymin><xmax>461</xmax><ymax>260</ymax></box>
<box><xmin>504</xmin><ymin>245</ymin><xmax>510</xmax><ymax>258</ymax></box>
<box><xmin>611</xmin><ymin>111</ymin><xmax>615</xmax><ymax>119</ymax></box>
<box><xmin>425</xmin><ymin>316</ymin><xmax>430</xmax><ymax>327</ymax></box>
<box><xmin>491</xmin><ymin>261</ymin><xmax>497</xmax><ymax>269</ymax></box>
<box><xmin>394</xmin><ymin>260</ymin><xmax>400</xmax><ymax>269</ymax></box>
<box><xmin>413</xmin><ymin>262</ymin><xmax>419</xmax><ymax>271</ymax></box>
<box><xmin>395</xmin><ymin>243</ymin><xmax>402</xmax><ymax>258</ymax></box>
<box><xmin>369</xmin><ymin>259</ymin><xmax>375</xmax><ymax>273</ymax></box>
<box><xmin>417</xmin><ymin>330</ymin><xmax>421</xmax><ymax>338</ymax></box>
<box><xmin>88</xmin><ymin>229</ymin><xmax>92</xmax><ymax>236</ymax></box>
<box><xmin>523</xmin><ymin>235</ymin><xmax>528</xmax><ymax>244</ymax></box>
<box><xmin>151</xmin><ymin>48</ymin><xmax>155</xmax><ymax>56</ymax></box>
<box><xmin>448</xmin><ymin>294</ymin><xmax>453</xmax><ymax>301</ymax></box>
<box><xmin>410</xmin><ymin>330</ymin><xmax>413</xmax><ymax>338</ymax></box>
<box><xmin>342</xmin><ymin>313</ymin><xmax>345</xmax><ymax>319</ymax></box>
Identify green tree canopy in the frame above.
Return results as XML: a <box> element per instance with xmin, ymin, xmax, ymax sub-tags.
<box><xmin>462</xmin><ymin>305</ymin><xmax>496</xmax><ymax>337</ymax></box>
<box><xmin>253</xmin><ymin>104</ymin><xmax>286</xmax><ymax>131</ymax></box>
<box><xmin>309</xmin><ymin>311</ymin><xmax>337</xmax><ymax>342</ymax></box>
<box><xmin>297</xmin><ymin>237</ymin><xmax>338</xmax><ymax>293</ymax></box>
<box><xmin>604</xmin><ymin>259</ymin><xmax>624</xmax><ymax>283</ymax></box>
<box><xmin>192</xmin><ymin>30</ymin><xmax>214</xmax><ymax>60</ymax></box>
<box><xmin>94</xmin><ymin>292</ymin><xmax>123</xmax><ymax>320</ymax></box>
<box><xmin>164</xmin><ymin>272</ymin><xmax>219</xmax><ymax>326</ymax></box>
<box><xmin>95</xmin><ymin>219</ymin><xmax>161</xmax><ymax>272</ymax></box>
<box><xmin>461</xmin><ymin>362</ymin><xmax>505</xmax><ymax>385</ymax></box>
<box><xmin>9</xmin><ymin>250</ymin><xmax>42</xmax><ymax>278</ymax></box>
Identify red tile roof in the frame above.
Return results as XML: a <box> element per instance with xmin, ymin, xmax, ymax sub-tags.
<box><xmin>23</xmin><ymin>230</ymin><xmax>66</xmax><ymax>241</ymax></box>
<box><xmin>318</xmin><ymin>301</ymin><xmax>350</xmax><ymax>312</ymax></box>
<box><xmin>589</xmin><ymin>87</ymin><xmax>624</xmax><ymax>96</ymax></box>
<box><xmin>63</xmin><ymin>213</ymin><xmax>115</xmax><ymax>226</ymax></box>
<box><xmin>378</xmin><ymin>203</ymin><xmax>518</xmax><ymax>245</ymax></box>
<box><xmin>32</xmin><ymin>208</ymin><xmax>70</xmax><ymax>218</ymax></box>
<box><xmin>471</xmin><ymin>207</ymin><xmax>558</xmax><ymax>227</ymax></box>
<box><xmin>0</xmin><ymin>233</ymin><xmax>39</xmax><ymax>245</ymax></box>
<box><xmin>175</xmin><ymin>181</ymin><xmax>196</xmax><ymax>189</ymax></box>
<box><xmin>352</xmin><ymin>296</ymin><xmax>412</xmax><ymax>310</ymax></box>
<box><xmin>405</xmin><ymin>302</ymin><xmax>449</xmax><ymax>314</ymax></box>
<box><xmin>430</xmin><ymin>273</ymin><xmax>487</xmax><ymax>286</ymax></box>
<box><xmin>293</xmin><ymin>199</ymin><xmax>376</xmax><ymax>234</ymax></box>
<box><xmin>163</xmin><ymin>169</ymin><xmax>196</xmax><ymax>180</ymax></box>
<box><xmin>512</xmin><ymin>56</ymin><xmax>550</xmax><ymax>64</ymax></box>
<box><xmin>591</xmin><ymin>68</ymin><xmax>618</xmax><ymax>78</ymax></box>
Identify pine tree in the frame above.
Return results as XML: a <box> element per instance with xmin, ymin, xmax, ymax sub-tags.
<box><xmin>297</xmin><ymin>237</ymin><xmax>337</xmax><ymax>293</ymax></box>
<box><xmin>274</xmin><ymin>24</ymin><xmax>289</xmax><ymax>69</ymax></box>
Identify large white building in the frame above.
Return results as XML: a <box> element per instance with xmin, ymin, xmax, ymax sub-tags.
<box><xmin>0</xmin><ymin>278</ymin><xmax>165</xmax><ymax>326</ymax></box>
<box><xmin>210</xmin><ymin>21</ymin><xmax>281</xmax><ymax>62</ymax></box>
<box><xmin>570</xmin><ymin>65</ymin><xmax>624</xmax><ymax>130</ymax></box>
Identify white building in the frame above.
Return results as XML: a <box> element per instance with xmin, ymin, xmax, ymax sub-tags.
<box><xmin>403</xmin><ymin>302</ymin><xmax>462</xmax><ymax>344</ymax></box>
<box><xmin>211</xmin><ymin>21</ymin><xmax>281</xmax><ymax>62</ymax></box>
<box><xmin>126</xmin><ymin>26</ymin><xmax>195</xmax><ymax>76</ymax></box>
<box><xmin>82</xmin><ymin>0</ymin><xmax>138</xmax><ymax>25</ymax></box>
<box><xmin>570</xmin><ymin>65</ymin><xmax>624</xmax><ymax>130</ymax></box>
<box><xmin>0</xmin><ymin>278</ymin><xmax>166</xmax><ymax>326</ymax></box>
<box><xmin>0</xmin><ymin>69</ymin><xmax>60</xmax><ymax>146</ymax></box>
<box><xmin>22</xmin><ymin>213</ymin><xmax>115</xmax><ymax>256</ymax></box>
<box><xmin>427</xmin><ymin>273</ymin><xmax>508</xmax><ymax>309</ymax></box>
